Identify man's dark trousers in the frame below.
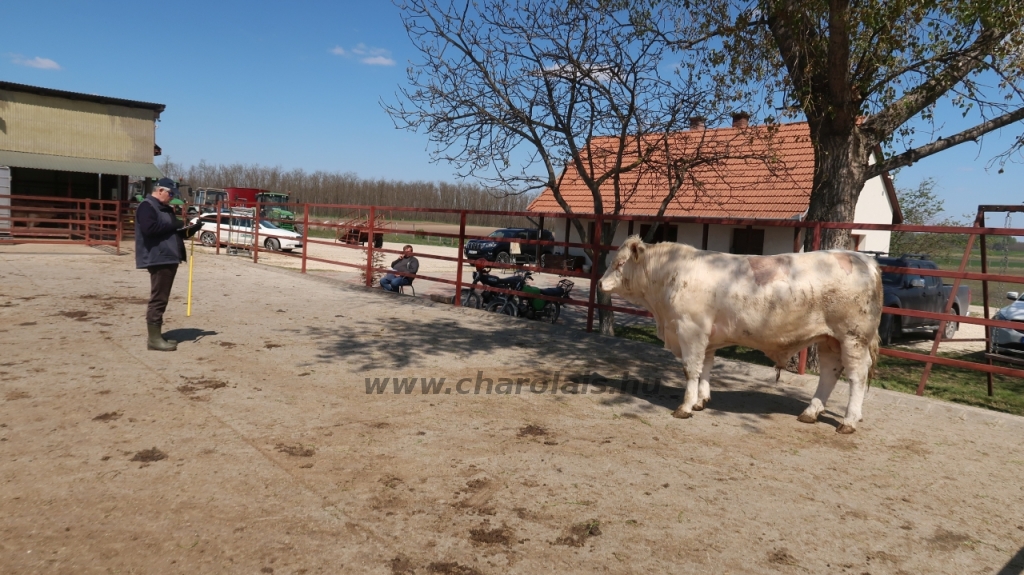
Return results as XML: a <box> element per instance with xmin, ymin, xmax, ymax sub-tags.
<box><xmin>147</xmin><ymin>264</ymin><xmax>178</xmax><ymax>324</ymax></box>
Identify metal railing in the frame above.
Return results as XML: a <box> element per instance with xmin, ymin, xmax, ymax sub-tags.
<box><xmin>0</xmin><ymin>193</ymin><xmax>122</xmax><ymax>253</ymax></box>
<box><xmin>14</xmin><ymin>194</ymin><xmax>1024</xmax><ymax>393</ymax></box>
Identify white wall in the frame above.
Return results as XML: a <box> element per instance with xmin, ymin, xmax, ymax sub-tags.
<box><xmin>852</xmin><ymin>173</ymin><xmax>894</xmax><ymax>253</ymax></box>
<box><xmin>557</xmin><ymin>219</ymin><xmax>802</xmax><ymax>265</ymax></box>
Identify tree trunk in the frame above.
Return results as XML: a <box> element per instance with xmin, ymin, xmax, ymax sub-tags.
<box><xmin>598</xmin><ymin>289</ymin><xmax>615</xmax><ymax>336</ymax></box>
<box><xmin>797</xmin><ymin>125</ymin><xmax>870</xmax><ymax>373</ymax></box>
<box><xmin>802</xmin><ymin>126</ymin><xmax>870</xmax><ymax>252</ymax></box>
<box><xmin>589</xmin><ymin>220</ymin><xmax>617</xmax><ymax>336</ymax></box>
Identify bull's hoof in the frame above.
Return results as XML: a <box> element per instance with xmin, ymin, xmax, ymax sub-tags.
<box><xmin>836</xmin><ymin>424</ymin><xmax>857</xmax><ymax>434</ymax></box>
<box><xmin>672</xmin><ymin>408</ymin><xmax>693</xmax><ymax>419</ymax></box>
<box><xmin>797</xmin><ymin>412</ymin><xmax>818</xmax><ymax>424</ymax></box>
<box><xmin>692</xmin><ymin>399</ymin><xmax>708</xmax><ymax>411</ymax></box>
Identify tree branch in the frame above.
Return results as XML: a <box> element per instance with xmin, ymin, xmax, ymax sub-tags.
<box><xmin>860</xmin><ymin>27</ymin><xmax>1007</xmax><ymax>145</ymax></box>
<box><xmin>865</xmin><ymin>107</ymin><xmax>1024</xmax><ymax>179</ymax></box>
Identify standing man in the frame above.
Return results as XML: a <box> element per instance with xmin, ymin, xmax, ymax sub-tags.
<box><xmin>380</xmin><ymin>244</ymin><xmax>419</xmax><ymax>292</ymax></box>
<box><xmin>135</xmin><ymin>178</ymin><xmax>202</xmax><ymax>351</ymax></box>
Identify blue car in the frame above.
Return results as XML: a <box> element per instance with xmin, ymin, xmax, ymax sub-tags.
<box><xmin>464</xmin><ymin>228</ymin><xmax>554</xmax><ymax>264</ymax></box>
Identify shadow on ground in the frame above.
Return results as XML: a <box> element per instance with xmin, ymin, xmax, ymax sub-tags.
<box><xmin>164</xmin><ymin>328</ymin><xmax>218</xmax><ymax>343</ymax></box>
<box><xmin>297</xmin><ymin>289</ymin><xmax>821</xmax><ymax>421</ymax></box>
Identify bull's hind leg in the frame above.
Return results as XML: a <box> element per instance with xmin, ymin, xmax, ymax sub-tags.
<box><xmin>692</xmin><ymin>349</ymin><xmax>715</xmax><ymax>411</ymax></box>
<box><xmin>797</xmin><ymin>339</ymin><xmax>843</xmax><ymax>425</ymax></box>
<box><xmin>836</xmin><ymin>339</ymin><xmax>873</xmax><ymax>434</ymax></box>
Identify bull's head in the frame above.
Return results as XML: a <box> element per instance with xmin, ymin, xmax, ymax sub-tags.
<box><xmin>599</xmin><ymin>235</ymin><xmax>646</xmax><ymax>295</ymax></box>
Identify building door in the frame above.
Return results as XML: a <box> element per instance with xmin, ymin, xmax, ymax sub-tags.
<box><xmin>730</xmin><ymin>227</ymin><xmax>765</xmax><ymax>255</ymax></box>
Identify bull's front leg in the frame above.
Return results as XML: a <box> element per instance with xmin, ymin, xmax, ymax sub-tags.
<box><xmin>692</xmin><ymin>349</ymin><xmax>715</xmax><ymax>411</ymax></box>
<box><xmin>671</xmin><ymin>323</ymin><xmax>710</xmax><ymax>419</ymax></box>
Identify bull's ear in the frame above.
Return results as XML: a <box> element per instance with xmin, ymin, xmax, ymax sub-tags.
<box><xmin>629</xmin><ymin>237</ymin><xmax>646</xmax><ymax>261</ymax></box>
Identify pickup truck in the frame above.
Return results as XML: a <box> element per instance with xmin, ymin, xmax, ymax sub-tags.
<box><xmin>875</xmin><ymin>254</ymin><xmax>972</xmax><ymax>345</ymax></box>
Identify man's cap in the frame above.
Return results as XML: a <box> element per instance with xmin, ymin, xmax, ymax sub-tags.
<box><xmin>155</xmin><ymin>177</ymin><xmax>179</xmax><ymax>196</ymax></box>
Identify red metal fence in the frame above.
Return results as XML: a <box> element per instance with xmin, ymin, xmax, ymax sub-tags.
<box><xmin>7</xmin><ymin>193</ymin><xmax>1024</xmax><ymax>392</ymax></box>
<box><xmin>0</xmin><ymin>194</ymin><xmax>122</xmax><ymax>252</ymax></box>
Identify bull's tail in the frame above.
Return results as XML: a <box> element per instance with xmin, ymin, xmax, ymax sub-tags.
<box><xmin>867</xmin><ymin>328</ymin><xmax>880</xmax><ymax>386</ymax></box>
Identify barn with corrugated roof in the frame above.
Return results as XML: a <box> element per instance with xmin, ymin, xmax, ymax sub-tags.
<box><xmin>0</xmin><ymin>81</ymin><xmax>165</xmax><ymax>201</ymax></box>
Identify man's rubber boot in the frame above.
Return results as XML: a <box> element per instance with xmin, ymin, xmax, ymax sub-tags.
<box><xmin>147</xmin><ymin>323</ymin><xmax>178</xmax><ymax>351</ymax></box>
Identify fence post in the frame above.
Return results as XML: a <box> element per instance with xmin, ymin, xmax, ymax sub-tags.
<box><xmin>978</xmin><ymin>211</ymin><xmax>994</xmax><ymax>395</ymax></box>
<box><xmin>84</xmin><ymin>201</ymin><xmax>91</xmax><ymax>246</ymax></box>
<box><xmin>116</xmin><ymin>201</ymin><xmax>122</xmax><ymax>256</ymax></box>
<box><xmin>215</xmin><ymin>203</ymin><xmax>221</xmax><ymax>256</ymax></box>
<box><xmin>301</xmin><ymin>203</ymin><xmax>309</xmax><ymax>274</ymax></box>
<box><xmin>455</xmin><ymin>211</ymin><xmax>466</xmax><ymax>306</ymax></box>
<box><xmin>365</xmin><ymin>206</ymin><xmax>376</xmax><ymax>287</ymax></box>
<box><xmin>253</xmin><ymin>201</ymin><xmax>261</xmax><ymax>263</ymax></box>
<box><xmin>585</xmin><ymin>214</ymin><xmax>603</xmax><ymax>333</ymax></box>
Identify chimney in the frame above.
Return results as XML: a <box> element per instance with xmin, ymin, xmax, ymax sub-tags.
<box><xmin>731</xmin><ymin>111</ymin><xmax>750</xmax><ymax>129</ymax></box>
<box><xmin>688</xmin><ymin>116</ymin><xmax>706</xmax><ymax>130</ymax></box>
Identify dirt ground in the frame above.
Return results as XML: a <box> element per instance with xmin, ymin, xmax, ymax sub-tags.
<box><xmin>1</xmin><ymin>243</ymin><xmax>1023</xmax><ymax>575</ymax></box>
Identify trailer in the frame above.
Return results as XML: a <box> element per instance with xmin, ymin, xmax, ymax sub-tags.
<box><xmin>334</xmin><ymin>210</ymin><xmax>394</xmax><ymax>248</ymax></box>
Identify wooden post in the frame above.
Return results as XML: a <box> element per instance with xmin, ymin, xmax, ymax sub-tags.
<box><xmin>365</xmin><ymin>206</ymin><xmax>376</xmax><ymax>287</ymax></box>
<box><xmin>455</xmin><ymin>211</ymin><xmax>467</xmax><ymax>306</ymax></box>
<box><xmin>701</xmin><ymin>223</ymin><xmax>709</xmax><ymax>250</ymax></box>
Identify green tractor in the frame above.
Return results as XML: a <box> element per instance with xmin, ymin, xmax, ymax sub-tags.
<box><xmin>256</xmin><ymin>191</ymin><xmax>301</xmax><ymax>233</ymax></box>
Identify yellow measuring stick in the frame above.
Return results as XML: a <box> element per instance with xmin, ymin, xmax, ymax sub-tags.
<box><xmin>187</xmin><ymin>235</ymin><xmax>195</xmax><ymax>317</ymax></box>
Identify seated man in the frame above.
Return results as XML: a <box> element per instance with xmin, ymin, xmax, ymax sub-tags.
<box><xmin>380</xmin><ymin>244</ymin><xmax>419</xmax><ymax>292</ymax></box>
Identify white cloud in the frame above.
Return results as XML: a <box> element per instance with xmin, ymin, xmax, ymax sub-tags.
<box><xmin>10</xmin><ymin>55</ymin><xmax>61</xmax><ymax>70</ymax></box>
<box><xmin>330</xmin><ymin>43</ymin><xmax>395</xmax><ymax>66</ymax></box>
<box><xmin>361</xmin><ymin>55</ymin><xmax>395</xmax><ymax>66</ymax></box>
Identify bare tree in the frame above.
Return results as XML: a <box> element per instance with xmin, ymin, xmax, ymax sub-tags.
<box><xmin>385</xmin><ymin>0</ymin><xmax>777</xmax><ymax>334</ymax></box>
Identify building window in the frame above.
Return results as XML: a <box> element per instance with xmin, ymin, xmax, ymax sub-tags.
<box><xmin>730</xmin><ymin>228</ymin><xmax>764</xmax><ymax>255</ymax></box>
<box><xmin>638</xmin><ymin>224</ymin><xmax>678</xmax><ymax>244</ymax></box>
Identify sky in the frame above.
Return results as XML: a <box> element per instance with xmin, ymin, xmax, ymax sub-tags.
<box><xmin>2</xmin><ymin>0</ymin><xmax>1023</xmax><ymax>224</ymax></box>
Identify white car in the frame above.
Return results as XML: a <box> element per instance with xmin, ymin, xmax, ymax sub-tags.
<box><xmin>190</xmin><ymin>213</ymin><xmax>303</xmax><ymax>252</ymax></box>
<box><xmin>991</xmin><ymin>291</ymin><xmax>1024</xmax><ymax>355</ymax></box>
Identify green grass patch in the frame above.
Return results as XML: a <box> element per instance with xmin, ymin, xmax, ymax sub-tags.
<box><xmin>614</xmin><ymin>324</ymin><xmax>1024</xmax><ymax>416</ymax></box>
<box><xmin>872</xmin><ymin>349</ymin><xmax>1024</xmax><ymax>415</ymax></box>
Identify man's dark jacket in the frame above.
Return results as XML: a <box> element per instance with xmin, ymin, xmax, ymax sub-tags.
<box><xmin>135</xmin><ymin>196</ymin><xmax>187</xmax><ymax>269</ymax></box>
<box><xmin>391</xmin><ymin>255</ymin><xmax>419</xmax><ymax>276</ymax></box>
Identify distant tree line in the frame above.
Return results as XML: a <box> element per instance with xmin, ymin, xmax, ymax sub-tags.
<box><xmin>157</xmin><ymin>159</ymin><xmax>539</xmax><ymax>227</ymax></box>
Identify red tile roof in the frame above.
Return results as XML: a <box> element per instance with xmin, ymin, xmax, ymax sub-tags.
<box><xmin>528</xmin><ymin>121</ymin><xmax>893</xmax><ymax>221</ymax></box>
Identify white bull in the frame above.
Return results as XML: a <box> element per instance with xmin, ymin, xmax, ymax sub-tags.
<box><xmin>599</xmin><ymin>236</ymin><xmax>883</xmax><ymax>433</ymax></box>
